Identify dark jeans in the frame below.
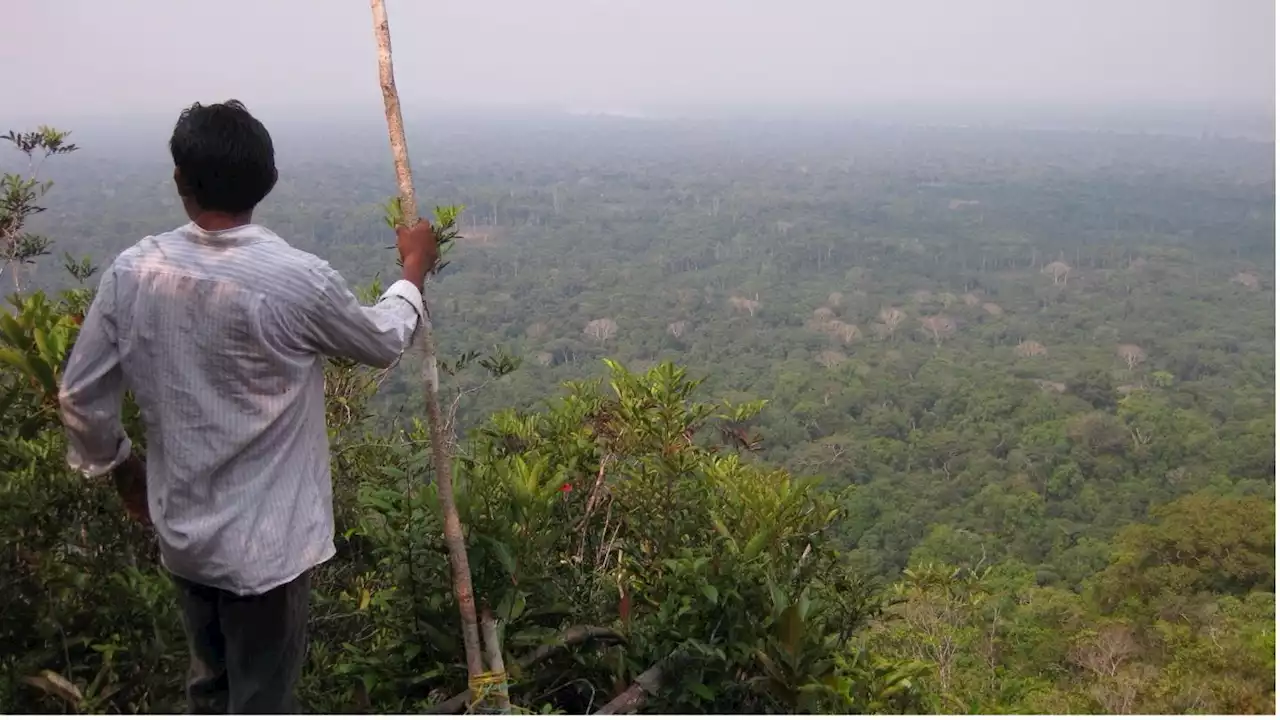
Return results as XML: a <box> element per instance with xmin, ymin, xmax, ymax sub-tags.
<box><xmin>172</xmin><ymin>570</ymin><xmax>311</xmax><ymax>714</ymax></box>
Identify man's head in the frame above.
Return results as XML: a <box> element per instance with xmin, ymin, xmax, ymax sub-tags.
<box><xmin>169</xmin><ymin>100</ymin><xmax>277</xmax><ymax>220</ymax></box>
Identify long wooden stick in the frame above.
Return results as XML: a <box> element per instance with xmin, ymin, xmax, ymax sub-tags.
<box><xmin>370</xmin><ymin>0</ymin><xmax>484</xmax><ymax>682</ymax></box>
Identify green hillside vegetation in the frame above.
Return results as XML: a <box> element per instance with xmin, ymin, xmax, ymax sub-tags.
<box><xmin>2</xmin><ymin>117</ymin><xmax>1274</xmax><ymax>713</ymax></box>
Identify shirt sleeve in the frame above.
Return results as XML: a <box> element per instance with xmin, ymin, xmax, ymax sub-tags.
<box><xmin>292</xmin><ymin>263</ymin><xmax>426</xmax><ymax>368</ymax></box>
<box><xmin>59</xmin><ymin>264</ymin><xmax>133</xmax><ymax>478</ymax></box>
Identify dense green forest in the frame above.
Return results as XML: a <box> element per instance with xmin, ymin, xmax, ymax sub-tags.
<box><xmin>2</xmin><ymin>114</ymin><xmax>1275</xmax><ymax>713</ymax></box>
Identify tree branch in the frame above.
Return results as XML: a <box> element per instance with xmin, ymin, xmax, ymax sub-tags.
<box><xmin>594</xmin><ymin>658</ymin><xmax>667</xmax><ymax>715</ymax></box>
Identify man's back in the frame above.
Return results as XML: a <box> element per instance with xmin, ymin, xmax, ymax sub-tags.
<box><xmin>114</xmin><ymin>222</ymin><xmax>336</xmax><ymax>594</ymax></box>
<box><xmin>63</xmin><ymin>221</ymin><xmax>424</xmax><ymax>595</ymax></box>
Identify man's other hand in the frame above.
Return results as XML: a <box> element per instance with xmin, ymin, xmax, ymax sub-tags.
<box><xmin>397</xmin><ymin>220</ymin><xmax>439</xmax><ymax>288</ymax></box>
<box><xmin>113</xmin><ymin>455</ymin><xmax>151</xmax><ymax>527</ymax></box>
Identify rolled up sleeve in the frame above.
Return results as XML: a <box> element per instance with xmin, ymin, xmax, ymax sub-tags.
<box><xmin>295</xmin><ymin>263</ymin><xmax>426</xmax><ymax>368</ymax></box>
<box><xmin>59</xmin><ymin>265</ymin><xmax>133</xmax><ymax>478</ymax></box>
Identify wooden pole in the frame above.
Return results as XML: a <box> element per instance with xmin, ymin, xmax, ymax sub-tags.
<box><xmin>480</xmin><ymin>606</ymin><xmax>512</xmax><ymax>712</ymax></box>
<box><xmin>369</xmin><ymin>0</ymin><xmax>485</xmax><ymax>683</ymax></box>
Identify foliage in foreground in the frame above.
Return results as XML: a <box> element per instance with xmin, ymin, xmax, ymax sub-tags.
<box><xmin>0</xmin><ymin>269</ymin><xmax>921</xmax><ymax>712</ymax></box>
<box><xmin>3</xmin><ymin>262</ymin><xmax>1271</xmax><ymax>715</ymax></box>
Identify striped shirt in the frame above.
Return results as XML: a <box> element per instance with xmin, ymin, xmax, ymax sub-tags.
<box><xmin>58</xmin><ymin>222</ymin><xmax>424</xmax><ymax>595</ymax></box>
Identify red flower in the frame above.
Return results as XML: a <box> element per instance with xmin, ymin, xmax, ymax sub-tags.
<box><xmin>559</xmin><ymin>483</ymin><xmax>573</xmax><ymax>493</ymax></box>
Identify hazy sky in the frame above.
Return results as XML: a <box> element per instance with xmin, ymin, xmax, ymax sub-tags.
<box><xmin>3</xmin><ymin>0</ymin><xmax>1274</xmax><ymax>121</ymax></box>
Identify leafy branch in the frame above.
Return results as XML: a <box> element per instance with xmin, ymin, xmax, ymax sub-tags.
<box><xmin>1</xmin><ymin>127</ymin><xmax>79</xmax><ymax>294</ymax></box>
<box><xmin>383</xmin><ymin>199</ymin><xmax>464</xmax><ymax>275</ymax></box>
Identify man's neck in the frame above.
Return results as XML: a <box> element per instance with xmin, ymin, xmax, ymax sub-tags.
<box><xmin>192</xmin><ymin>211</ymin><xmax>254</xmax><ymax>232</ymax></box>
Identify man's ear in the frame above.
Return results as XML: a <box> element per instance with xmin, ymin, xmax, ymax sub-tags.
<box><xmin>172</xmin><ymin>167</ymin><xmax>190</xmax><ymax>197</ymax></box>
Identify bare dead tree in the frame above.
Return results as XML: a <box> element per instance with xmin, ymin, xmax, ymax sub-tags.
<box><xmin>920</xmin><ymin>315</ymin><xmax>957</xmax><ymax>345</ymax></box>
<box><xmin>584</xmin><ymin>317</ymin><xmax>619</xmax><ymax>342</ymax></box>
<box><xmin>1015</xmin><ymin>340</ymin><xmax>1049</xmax><ymax>358</ymax></box>
<box><xmin>1231</xmin><ymin>271</ymin><xmax>1260</xmax><ymax>290</ymax></box>
<box><xmin>808</xmin><ymin>309</ymin><xmax>859</xmax><ymax>346</ymax></box>
<box><xmin>1034</xmin><ymin>379</ymin><xmax>1067</xmax><ymax>394</ymax></box>
<box><xmin>1116</xmin><ymin>343</ymin><xmax>1147</xmax><ymax>371</ymax></box>
<box><xmin>832</xmin><ymin>321</ymin><xmax>860</xmax><ymax>344</ymax></box>
<box><xmin>1069</xmin><ymin>625</ymin><xmax>1146</xmax><ymax>714</ymax></box>
<box><xmin>1042</xmin><ymin>260</ymin><xmax>1072</xmax><ymax>285</ymax></box>
<box><xmin>878</xmin><ymin>306</ymin><xmax>905</xmax><ymax>339</ymax></box>
<box><xmin>728</xmin><ymin>294</ymin><xmax>762</xmax><ymax>316</ymax></box>
<box><xmin>369</xmin><ymin>0</ymin><xmax>483</xmax><ymax>683</ymax></box>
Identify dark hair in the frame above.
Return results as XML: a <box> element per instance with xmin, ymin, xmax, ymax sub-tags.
<box><xmin>169</xmin><ymin>100</ymin><xmax>277</xmax><ymax>213</ymax></box>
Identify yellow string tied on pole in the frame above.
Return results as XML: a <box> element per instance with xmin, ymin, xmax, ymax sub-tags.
<box><xmin>467</xmin><ymin>670</ymin><xmax>510</xmax><ymax>713</ymax></box>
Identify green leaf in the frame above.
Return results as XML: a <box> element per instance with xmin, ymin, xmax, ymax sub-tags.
<box><xmin>779</xmin><ymin>602</ymin><xmax>803</xmax><ymax>657</ymax></box>
<box><xmin>766</xmin><ymin>577</ymin><xmax>787</xmax><ymax>618</ymax></box>
<box><xmin>480</xmin><ymin>535</ymin><xmax>518</xmax><ymax>579</ymax></box>
<box><xmin>688</xmin><ymin>682</ymin><xmax>715</xmax><ymax>701</ymax></box>
<box><xmin>29</xmin><ymin>357</ymin><xmax>56</xmax><ymax>395</ymax></box>
<box><xmin>709</xmin><ymin>512</ymin><xmax>740</xmax><ymax>554</ymax></box>
<box><xmin>382</xmin><ymin>196</ymin><xmax>405</xmax><ymax>229</ymax></box>
<box><xmin>521</xmin><ymin>602</ymin><xmax>573</xmax><ymax>620</ymax></box>
<box><xmin>0</xmin><ymin>313</ymin><xmax>26</xmax><ymax>346</ymax></box>
<box><xmin>32</xmin><ymin>326</ymin><xmax>52</xmax><ymax>361</ymax></box>
<box><xmin>754</xmin><ymin>650</ymin><xmax>785</xmax><ymax>683</ymax></box>
<box><xmin>0</xmin><ymin>346</ymin><xmax>32</xmax><ymax>375</ymax></box>
<box><xmin>700</xmin><ymin>584</ymin><xmax>720</xmax><ymax>605</ymax></box>
<box><xmin>743</xmin><ymin>529</ymin><xmax>770</xmax><ymax>559</ymax></box>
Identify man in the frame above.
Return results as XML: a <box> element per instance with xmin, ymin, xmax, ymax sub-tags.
<box><xmin>57</xmin><ymin>100</ymin><xmax>438</xmax><ymax>713</ymax></box>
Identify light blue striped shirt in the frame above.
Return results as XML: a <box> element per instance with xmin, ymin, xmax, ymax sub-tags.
<box><xmin>58</xmin><ymin>222</ymin><xmax>424</xmax><ymax>595</ymax></box>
